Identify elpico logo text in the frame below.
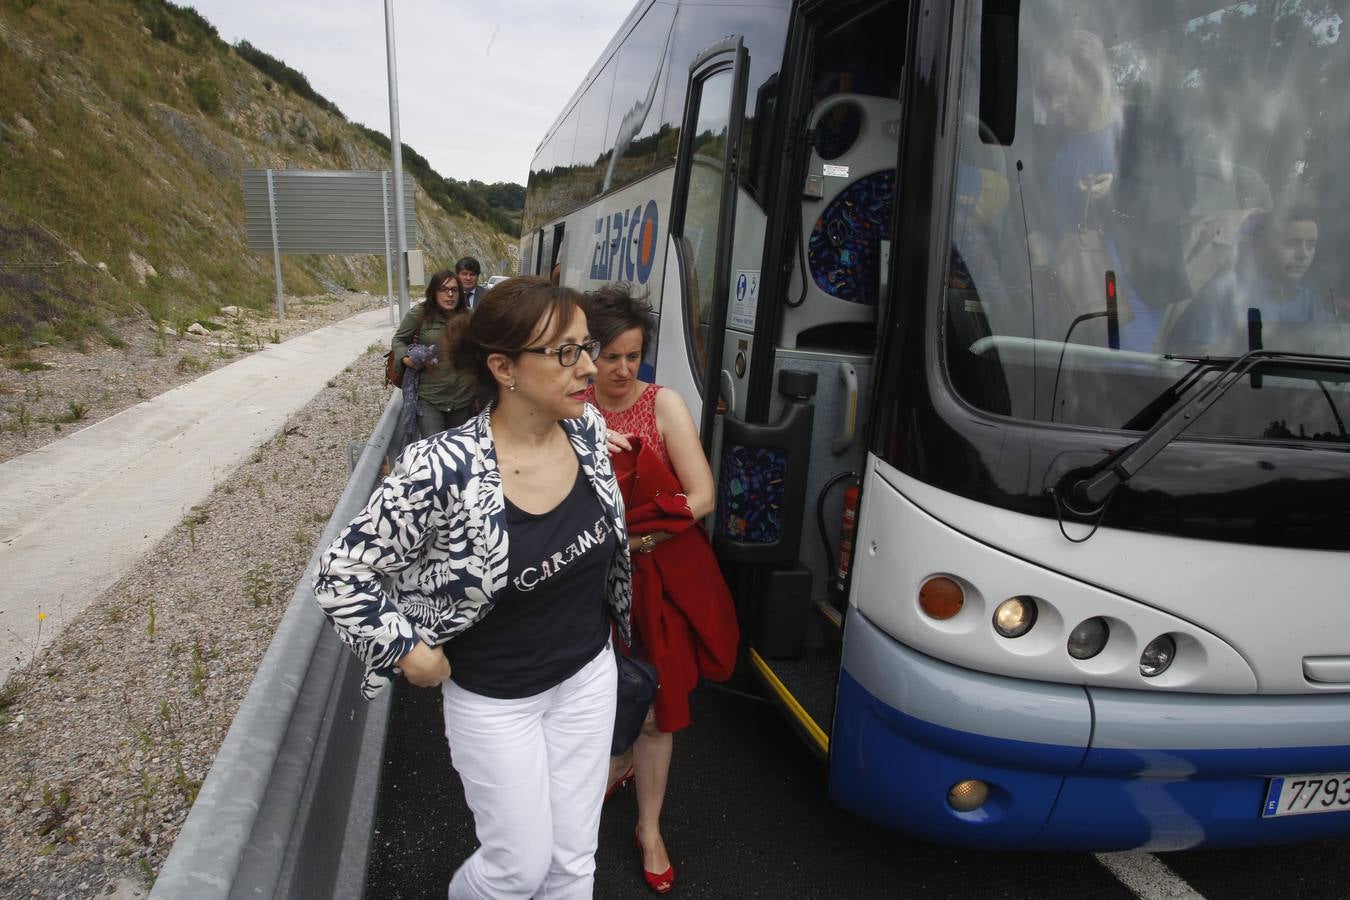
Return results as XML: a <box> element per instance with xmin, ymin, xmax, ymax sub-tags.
<box><xmin>591</xmin><ymin>199</ymin><xmax>659</xmax><ymax>284</ymax></box>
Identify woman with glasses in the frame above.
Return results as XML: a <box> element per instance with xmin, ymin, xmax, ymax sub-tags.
<box><xmin>316</xmin><ymin>276</ymin><xmax>630</xmax><ymax>899</ymax></box>
<box><xmin>391</xmin><ymin>269</ymin><xmax>475</xmax><ymax>442</ymax></box>
<box><xmin>583</xmin><ymin>283</ymin><xmax>736</xmax><ymax>895</ymax></box>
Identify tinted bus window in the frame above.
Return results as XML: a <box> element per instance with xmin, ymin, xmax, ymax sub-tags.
<box><xmin>526</xmin><ymin>110</ymin><xmax>579</xmax><ymax>232</ymax></box>
<box><xmin>572</xmin><ymin>59</ymin><xmax>618</xmax><ymax>199</ymax></box>
<box><xmin>660</xmin><ymin>4</ymin><xmax>791</xmax><ymax>190</ymax></box>
<box><xmin>606</xmin><ymin>2</ymin><xmax>678</xmax><ymax>192</ymax></box>
<box><xmin>945</xmin><ymin>0</ymin><xmax>1350</xmax><ymax>444</ymax></box>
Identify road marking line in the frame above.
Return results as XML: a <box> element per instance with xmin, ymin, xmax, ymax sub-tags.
<box><xmin>1095</xmin><ymin>852</ymin><xmax>1205</xmax><ymax>900</ymax></box>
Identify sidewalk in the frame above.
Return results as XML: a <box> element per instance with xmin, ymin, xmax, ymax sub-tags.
<box><xmin>0</xmin><ymin>307</ymin><xmax>393</xmax><ymax>685</ymax></box>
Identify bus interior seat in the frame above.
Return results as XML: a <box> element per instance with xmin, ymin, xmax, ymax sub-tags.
<box><xmin>780</xmin><ymin>93</ymin><xmax>901</xmax><ymax>350</ymax></box>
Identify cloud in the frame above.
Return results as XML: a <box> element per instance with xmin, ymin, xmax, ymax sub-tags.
<box><xmin>191</xmin><ymin>0</ymin><xmax>632</xmax><ymax>185</ymax></box>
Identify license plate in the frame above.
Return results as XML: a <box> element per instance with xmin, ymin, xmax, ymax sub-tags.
<box><xmin>1263</xmin><ymin>773</ymin><xmax>1350</xmax><ymax>818</ymax></box>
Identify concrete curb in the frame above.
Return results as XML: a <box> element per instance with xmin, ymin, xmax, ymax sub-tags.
<box><xmin>151</xmin><ymin>392</ymin><xmax>404</xmax><ymax>899</ymax></box>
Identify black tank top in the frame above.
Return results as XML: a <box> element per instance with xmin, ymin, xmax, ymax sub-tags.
<box><xmin>446</xmin><ymin>466</ymin><xmax>615</xmax><ymax>698</ymax></box>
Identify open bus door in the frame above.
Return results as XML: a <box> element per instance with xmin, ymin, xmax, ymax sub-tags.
<box><xmin>659</xmin><ymin>34</ymin><xmax>840</xmax><ymax>753</ymax></box>
<box><xmin>710</xmin><ymin>0</ymin><xmax>913</xmax><ymax>760</ymax></box>
<box><xmin>659</xmin><ymin>37</ymin><xmax>750</xmax><ymax>441</ymax></box>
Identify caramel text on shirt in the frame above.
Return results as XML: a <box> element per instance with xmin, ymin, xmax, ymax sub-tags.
<box><xmin>512</xmin><ymin>516</ymin><xmax>614</xmax><ymax>592</ymax></box>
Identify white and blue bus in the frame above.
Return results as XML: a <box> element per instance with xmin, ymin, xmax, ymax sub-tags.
<box><xmin>519</xmin><ymin>0</ymin><xmax>1350</xmax><ymax>851</ymax></box>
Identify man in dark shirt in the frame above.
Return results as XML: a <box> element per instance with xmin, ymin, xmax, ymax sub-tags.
<box><xmin>457</xmin><ymin>257</ymin><xmax>483</xmax><ymax>310</ymax></box>
<box><xmin>1170</xmin><ymin>204</ymin><xmax>1337</xmax><ymax>354</ymax></box>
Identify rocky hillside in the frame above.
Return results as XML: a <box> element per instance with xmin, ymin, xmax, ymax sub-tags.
<box><xmin>0</xmin><ymin>0</ymin><xmax>518</xmax><ymax>349</ymax></box>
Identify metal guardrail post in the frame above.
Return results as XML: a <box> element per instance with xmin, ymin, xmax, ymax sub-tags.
<box><xmin>153</xmin><ymin>392</ymin><xmax>404</xmax><ymax>899</ymax></box>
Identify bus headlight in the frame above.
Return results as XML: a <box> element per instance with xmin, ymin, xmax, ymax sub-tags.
<box><xmin>1139</xmin><ymin>634</ymin><xmax>1177</xmax><ymax>677</ymax></box>
<box><xmin>1067</xmin><ymin>617</ymin><xmax>1109</xmax><ymax>660</ymax></box>
<box><xmin>993</xmin><ymin>596</ymin><xmax>1037</xmax><ymax>638</ymax></box>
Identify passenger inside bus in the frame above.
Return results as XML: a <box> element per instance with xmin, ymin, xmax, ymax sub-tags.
<box><xmin>945</xmin><ymin>0</ymin><xmax>1350</xmax><ymax>437</ymax></box>
<box><xmin>1027</xmin><ymin>29</ymin><xmax>1161</xmax><ymax>352</ymax></box>
<box><xmin>1166</xmin><ymin>200</ymin><xmax>1341</xmax><ymax>355</ymax></box>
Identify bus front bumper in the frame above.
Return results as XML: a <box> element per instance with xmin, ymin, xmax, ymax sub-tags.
<box><xmin>830</xmin><ymin>610</ymin><xmax>1350</xmax><ymax>851</ymax></box>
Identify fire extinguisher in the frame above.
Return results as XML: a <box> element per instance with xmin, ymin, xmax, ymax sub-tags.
<box><xmin>818</xmin><ymin>472</ymin><xmax>862</xmax><ymax>605</ymax></box>
<box><xmin>833</xmin><ymin>483</ymin><xmax>860</xmax><ymax>599</ymax></box>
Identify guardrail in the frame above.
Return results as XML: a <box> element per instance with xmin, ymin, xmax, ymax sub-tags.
<box><xmin>152</xmin><ymin>392</ymin><xmax>405</xmax><ymax>899</ymax></box>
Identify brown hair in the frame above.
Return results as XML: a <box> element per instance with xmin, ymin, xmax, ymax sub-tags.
<box><xmin>584</xmin><ymin>282</ymin><xmax>656</xmax><ymax>356</ymax></box>
<box><xmin>441</xmin><ymin>276</ymin><xmax>587</xmax><ymax>396</ymax></box>
<box><xmin>417</xmin><ymin>269</ymin><xmax>467</xmax><ymax>370</ymax></box>
<box><xmin>424</xmin><ymin>269</ymin><xmax>459</xmax><ymax>307</ymax></box>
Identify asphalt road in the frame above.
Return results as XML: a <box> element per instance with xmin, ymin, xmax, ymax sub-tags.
<box><xmin>366</xmin><ymin>677</ymin><xmax>1350</xmax><ymax>899</ymax></box>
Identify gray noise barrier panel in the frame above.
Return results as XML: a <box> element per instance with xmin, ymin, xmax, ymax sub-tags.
<box><xmin>153</xmin><ymin>392</ymin><xmax>406</xmax><ymax>899</ymax></box>
<box><xmin>243</xmin><ymin>170</ymin><xmax>418</xmax><ymax>255</ymax></box>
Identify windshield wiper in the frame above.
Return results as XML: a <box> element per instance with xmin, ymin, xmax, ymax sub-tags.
<box><xmin>1118</xmin><ymin>354</ymin><xmax>1223</xmax><ymax>431</ymax></box>
<box><xmin>1065</xmin><ymin>349</ymin><xmax>1350</xmax><ymax>511</ymax></box>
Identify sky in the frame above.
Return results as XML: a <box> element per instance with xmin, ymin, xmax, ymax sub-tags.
<box><xmin>190</xmin><ymin>1</ymin><xmax>635</xmax><ymax>186</ymax></box>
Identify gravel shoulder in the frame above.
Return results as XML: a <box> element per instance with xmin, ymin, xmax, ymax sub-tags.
<box><xmin>0</xmin><ymin>346</ymin><xmax>394</xmax><ymax>898</ymax></box>
<box><xmin>0</xmin><ymin>291</ymin><xmax>393</xmax><ymax>464</ymax></box>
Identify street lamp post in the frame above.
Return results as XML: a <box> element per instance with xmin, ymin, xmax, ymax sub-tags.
<box><xmin>384</xmin><ymin>0</ymin><xmax>411</xmax><ymax>318</ymax></box>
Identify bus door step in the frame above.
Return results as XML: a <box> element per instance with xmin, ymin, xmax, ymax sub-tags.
<box><xmin>747</xmin><ymin>646</ymin><xmax>841</xmax><ymax>761</ymax></box>
<box><xmin>815</xmin><ymin>598</ymin><xmax>843</xmax><ymax>647</ymax></box>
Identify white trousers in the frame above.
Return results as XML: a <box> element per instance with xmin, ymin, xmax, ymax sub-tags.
<box><xmin>441</xmin><ymin>644</ymin><xmax>617</xmax><ymax>900</ymax></box>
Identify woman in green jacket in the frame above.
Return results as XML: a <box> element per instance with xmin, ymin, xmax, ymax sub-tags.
<box><xmin>392</xmin><ymin>269</ymin><xmax>476</xmax><ymax>440</ymax></box>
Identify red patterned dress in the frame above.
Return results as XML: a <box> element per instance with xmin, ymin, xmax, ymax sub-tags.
<box><xmin>583</xmin><ymin>383</ymin><xmax>672</xmax><ymax>470</ymax></box>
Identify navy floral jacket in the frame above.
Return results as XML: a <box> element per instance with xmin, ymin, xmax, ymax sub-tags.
<box><xmin>314</xmin><ymin>403</ymin><xmax>632</xmax><ymax>699</ymax></box>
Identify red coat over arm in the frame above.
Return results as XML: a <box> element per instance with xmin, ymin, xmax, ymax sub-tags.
<box><xmin>612</xmin><ymin>438</ymin><xmax>740</xmax><ymax>733</ymax></box>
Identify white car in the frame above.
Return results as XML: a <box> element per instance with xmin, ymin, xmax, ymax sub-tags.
<box><xmin>483</xmin><ymin>275</ymin><xmax>509</xmax><ymax>290</ymax></box>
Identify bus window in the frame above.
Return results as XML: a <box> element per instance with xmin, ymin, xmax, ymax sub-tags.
<box><xmin>675</xmin><ymin>69</ymin><xmax>735</xmax><ymax>384</ymax></box>
<box><xmin>605</xmin><ymin>2</ymin><xmax>677</xmax><ymax>193</ymax></box>
<box><xmin>945</xmin><ymin>0</ymin><xmax>1350</xmax><ymax>444</ymax></box>
<box><xmin>573</xmin><ymin>59</ymin><xmax>618</xmax><ymax>199</ymax></box>
<box><xmin>526</xmin><ymin>110</ymin><xmax>578</xmax><ymax>233</ymax></box>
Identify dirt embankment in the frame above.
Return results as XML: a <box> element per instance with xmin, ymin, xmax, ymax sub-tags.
<box><xmin>0</xmin><ymin>290</ymin><xmax>390</xmax><ymax>464</ymax></box>
<box><xmin>0</xmin><ymin>337</ymin><xmax>394</xmax><ymax>897</ymax></box>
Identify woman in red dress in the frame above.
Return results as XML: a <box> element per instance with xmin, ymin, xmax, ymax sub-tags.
<box><xmin>584</xmin><ymin>284</ymin><xmax>737</xmax><ymax>894</ymax></box>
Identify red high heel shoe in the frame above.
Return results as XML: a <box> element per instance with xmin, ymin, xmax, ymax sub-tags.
<box><xmin>636</xmin><ymin>827</ymin><xmax>675</xmax><ymax>894</ymax></box>
<box><xmin>604</xmin><ymin>765</ymin><xmax>635</xmax><ymax>802</ymax></box>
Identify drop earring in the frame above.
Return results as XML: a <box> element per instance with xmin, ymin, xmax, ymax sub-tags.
<box><xmin>508</xmin><ymin>382</ymin><xmax>516</xmax><ymax>392</ymax></box>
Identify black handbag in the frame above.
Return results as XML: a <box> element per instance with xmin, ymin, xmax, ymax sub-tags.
<box><xmin>612</xmin><ymin>648</ymin><xmax>658</xmax><ymax>756</ymax></box>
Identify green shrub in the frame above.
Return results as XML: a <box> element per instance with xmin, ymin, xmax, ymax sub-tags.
<box><xmin>234</xmin><ymin>40</ymin><xmax>344</xmax><ymax>119</ymax></box>
<box><xmin>148</xmin><ymin>13</ymin><xmax>175</xmax><ymax>44</ymax></box>
<box><xmin>187</xmin><ymin>74</ymin><xmax>220</xmax><ymax>115</ymax></box>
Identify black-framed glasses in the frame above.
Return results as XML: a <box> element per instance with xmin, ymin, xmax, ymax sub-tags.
<box><xmin>437</xmin><ymin>284</ymin><xmax>459</xmax><ymax>294</ymax></box>
<box><xmin>519</xmin><ymin>339</ymin><xmax>601</xmax><ymax>367</ymax></box>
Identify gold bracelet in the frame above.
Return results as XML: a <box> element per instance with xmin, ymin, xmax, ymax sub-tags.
<box><xmin>638</xmin><ymin>533</ymin><xmax>656</xmax><ymax>554</ymax></box>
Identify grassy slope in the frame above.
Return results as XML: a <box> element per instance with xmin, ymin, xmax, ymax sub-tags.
<box><xmin>0</xmin><ymin>0</ymin><xmax>516</xmax><ymax>348</ymax></box>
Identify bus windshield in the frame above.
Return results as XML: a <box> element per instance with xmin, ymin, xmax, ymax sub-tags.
<box><xmin>946</xmin><ymin>0</ymin><xmax>1350</xmax><ymax>442</ymax></box>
